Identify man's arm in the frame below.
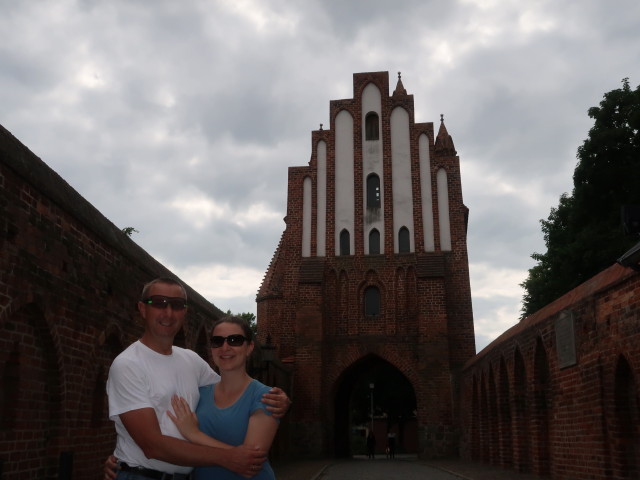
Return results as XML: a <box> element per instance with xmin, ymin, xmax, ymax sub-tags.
<box><xmin>261</xmin><ymin>387</ymin><xmax>292</xmax><ymax>419</ymax></box>
<box><xmin>168</xmin><ymin>395</ymin><xmax>278</xmax><ymax>454</ymax></box>
<box><xmin>120</xmin><ymin>407</ymin><xmax>266</xmax><ymax>476</ymax></box>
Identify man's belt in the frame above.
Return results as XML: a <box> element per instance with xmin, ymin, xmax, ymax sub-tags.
<box><xmin>119</xmin><ymin>462</ymin><xmax>191</xmax><ymax>480</ymax></box>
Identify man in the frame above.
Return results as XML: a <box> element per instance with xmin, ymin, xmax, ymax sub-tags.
<box><xmin>105</xmin><ymin>277</ymin><xmax>290</xmax><ymax>479</ymax></box>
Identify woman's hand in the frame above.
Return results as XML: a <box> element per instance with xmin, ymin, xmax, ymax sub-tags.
<box><xmin>167</xmin><ymin>393</ymin><xmax>233</xmax><ymax>449</ymax></box>
<box><xmin>167</xmin><ymin>394</ymin><xmax>201</xmax><ymax>442</ymax></box>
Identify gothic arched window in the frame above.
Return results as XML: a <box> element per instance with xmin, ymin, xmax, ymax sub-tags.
<box><xmin>364</xmin><ymin>286</ymin><xmax>381</xmax><ymax>316</ymax></box>
<box><xmin>366</xmin><ymin>174</ymin><xmax>381</xmax><ymax>208</ymax></box>
<box><xmin>365</xmin><ymin>112</ymin><xmax>379</xmax><ymax>141</ymax></box>
<box><xmin>369</xmin><ymin>229</ymin><xmax>380</xmax><ymax>255</ymax></box>
<box><xmin>398</xmin><ymin>226</ymin><xmax>410</xmax><ymax>253</ymax></box>
<box><xmin>339</xmin><ymin>229</ymin><xmax>350</xmax><ymax>256</ymax></box>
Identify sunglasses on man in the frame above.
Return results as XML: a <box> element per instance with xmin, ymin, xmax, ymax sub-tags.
<box><xmin>142</xmin><ymin>295</ymin><xmax>188</xmax><ymax>310</ymax></box>
<box><xmin>210</xmin><ymin>334</ymin><xmax>248</xmax><ymax>348</ymax></box>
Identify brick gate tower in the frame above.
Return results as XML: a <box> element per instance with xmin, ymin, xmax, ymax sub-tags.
<box><xmin>257</xmin><ymin>71</ymin><xmax>475</xmax><ymax>458</ymax></box>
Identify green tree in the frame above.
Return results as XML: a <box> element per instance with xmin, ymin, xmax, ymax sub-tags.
<box><xmin>521</xmin><ymin>78</ymin><xmax>640</xmax><ymax>317</ymax></box>
<box><xmin>225</xmin><ymin>310</ymin><xmax>257</xmax><ymax>336</ymax></box>
<box><xmin>122</xmin><ymin>226</ymin><xmax>139</xmax><ymax>237</ymax></box>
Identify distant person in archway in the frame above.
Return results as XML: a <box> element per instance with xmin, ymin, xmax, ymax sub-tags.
<box><xmin>366</xmin><ymin>431</ymin><xmax>376</xmax><ymax>459</ymax></box>
<box><xmin>386</xmin><ymin>431</ymin><xmax>396</xmax><ymax>459</ymax></box>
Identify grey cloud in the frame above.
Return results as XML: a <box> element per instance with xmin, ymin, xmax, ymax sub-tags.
<box><xmin>2</xmin><ymin>0</ymin><xmax>640</xmax><ymax>349</ymax></box>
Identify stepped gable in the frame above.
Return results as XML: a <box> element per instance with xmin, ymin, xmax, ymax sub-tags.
<box><xmin>258</xmin><ymin>230</ymin><xmax>286</xmax><ymax>299</ymax></box>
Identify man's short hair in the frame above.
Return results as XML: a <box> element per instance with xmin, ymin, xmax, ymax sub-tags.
<box><xmin>140</xmin><ymin>277</ymin><xmax>187</xmax><ymax>300</ymax></box>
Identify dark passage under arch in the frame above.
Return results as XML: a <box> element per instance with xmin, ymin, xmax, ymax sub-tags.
<box><xmin>333</xmin><ymin>354</ymin><xmax>417</xmax><ymax>457</ymax></box>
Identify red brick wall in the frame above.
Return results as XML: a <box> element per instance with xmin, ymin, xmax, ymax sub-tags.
<box><xmin>0</xmin><ymin>124</ymin><xmax>223</xmax><ymax>479</ymax></box>
<box><xmin>459</xmin><ymin>264</ymin><xmax>640</xmax><ymax>479</ymax></box>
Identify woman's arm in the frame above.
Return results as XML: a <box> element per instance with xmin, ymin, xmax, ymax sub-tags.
<box><xmin>243</xmin><ymin>409</ymin><xmax>279</xmax><ymax>452</ymax></box>
<box><xmin>167</xmin><ymin>395</ymin><xmax>232</xmax><ymax>449</ymax></box>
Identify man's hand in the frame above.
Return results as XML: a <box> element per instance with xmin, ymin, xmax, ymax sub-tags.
<box><xmin>261</xmin><ymin>387</ymin><xmax>292</xmax><ymax>419</ymax></box>
<box><xmin>103</xmin><ymin>455</ymin><xmax>118</xmax><ymax>480</ymax></box>
<box><xmin>221</xmin><ymin>445</ymin><xmax>267</xmax><ymax>478</ymax></box>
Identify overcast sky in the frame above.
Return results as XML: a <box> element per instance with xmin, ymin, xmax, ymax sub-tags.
<box><xmin>2</xmin><ymin>0</ymin><xmax>639</xmax><ymax>352</ymax></box>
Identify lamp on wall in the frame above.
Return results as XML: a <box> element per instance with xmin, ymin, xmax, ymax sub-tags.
<box><xmin>250</xmin><ymin>334</ymin><xmax>276</xmax><ymax>381</ymax></box>
<box><xmin>261</xmin><ymin>334</ymin><xmax>276</xmax><ymax>362</ymax></box>
<box><xmin>618</xmin><ymin>205</ymin><xmax>640</xmax><ymax>271</ymax></box>
<box><xmin>621</xmin><ymin>205</ymin><xmax>640</xmax><ymax>236</ymax></box>
<box><xmin>617</xmin><ymin>241</ymin><xmax>640</xmax><ymax>271</ymax></box>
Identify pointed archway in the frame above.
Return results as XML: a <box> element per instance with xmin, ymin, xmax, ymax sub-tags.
<box><xmin>332</xmin><ymin>354</ymin><xmax>417</xmax><ymax>457</ymax></box>
<box><xmin>612</xmin><ymin>355</ymin><xmax>639</xmax><ymax>479</ymax></box>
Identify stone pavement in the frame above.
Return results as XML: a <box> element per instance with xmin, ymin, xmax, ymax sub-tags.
<box><xmin>272</xmin><ymin>455</ymin><xmax>546</xmax><ymax>480</ymax></box>
<box><xmin>271</xmin><ymin>458</ymin><xmax>331</xmax><ymax>480</ymax></box>
<box><xmin>424</xmin><ymin>458</ymin><xmax>545</xmax><ymax>480</ymax></box>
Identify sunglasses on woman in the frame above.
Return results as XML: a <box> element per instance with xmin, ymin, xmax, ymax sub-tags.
<box><xmin>210</xmin><ymin>334</ymin><xmax>248</xmax><ymax>348</ymax></box>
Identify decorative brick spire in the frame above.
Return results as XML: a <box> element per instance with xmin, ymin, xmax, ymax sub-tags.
<box><xmin>392</xmin><ymin>71</ymin><xmax>407</xmax><ymax>96</ymax></box>
<box><xmin>435</xmin><ymin>114</ymin><xmax>457</xmax><ymax>155</ymax></box>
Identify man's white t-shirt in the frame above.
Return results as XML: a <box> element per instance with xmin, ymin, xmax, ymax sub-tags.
<box><xmin>107</xmin><ymin>340</ymin><xmax>220</xmax><ymax>474</ymax></box>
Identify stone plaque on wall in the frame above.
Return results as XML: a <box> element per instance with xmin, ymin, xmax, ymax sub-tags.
<box><xmin>555</xmin><ymin>310</ymin><xmax>577</xmax><ymax>368</ymax></box>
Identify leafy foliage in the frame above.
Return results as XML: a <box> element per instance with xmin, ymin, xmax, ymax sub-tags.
<box><xmin>226</xmin><ymin>310</ymin><xmax>258</xmax><ymax>336</ymax></box>
<box><xmin>521</xmin><ymin>78</ymin><xmax>640</xmax><ymax>317</ymax></box>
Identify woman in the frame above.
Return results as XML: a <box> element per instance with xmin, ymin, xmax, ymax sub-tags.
<box><xmin>168</xmin><ymin>315</ymin><xmax>279</xmax><ymax>479</ymax></box>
